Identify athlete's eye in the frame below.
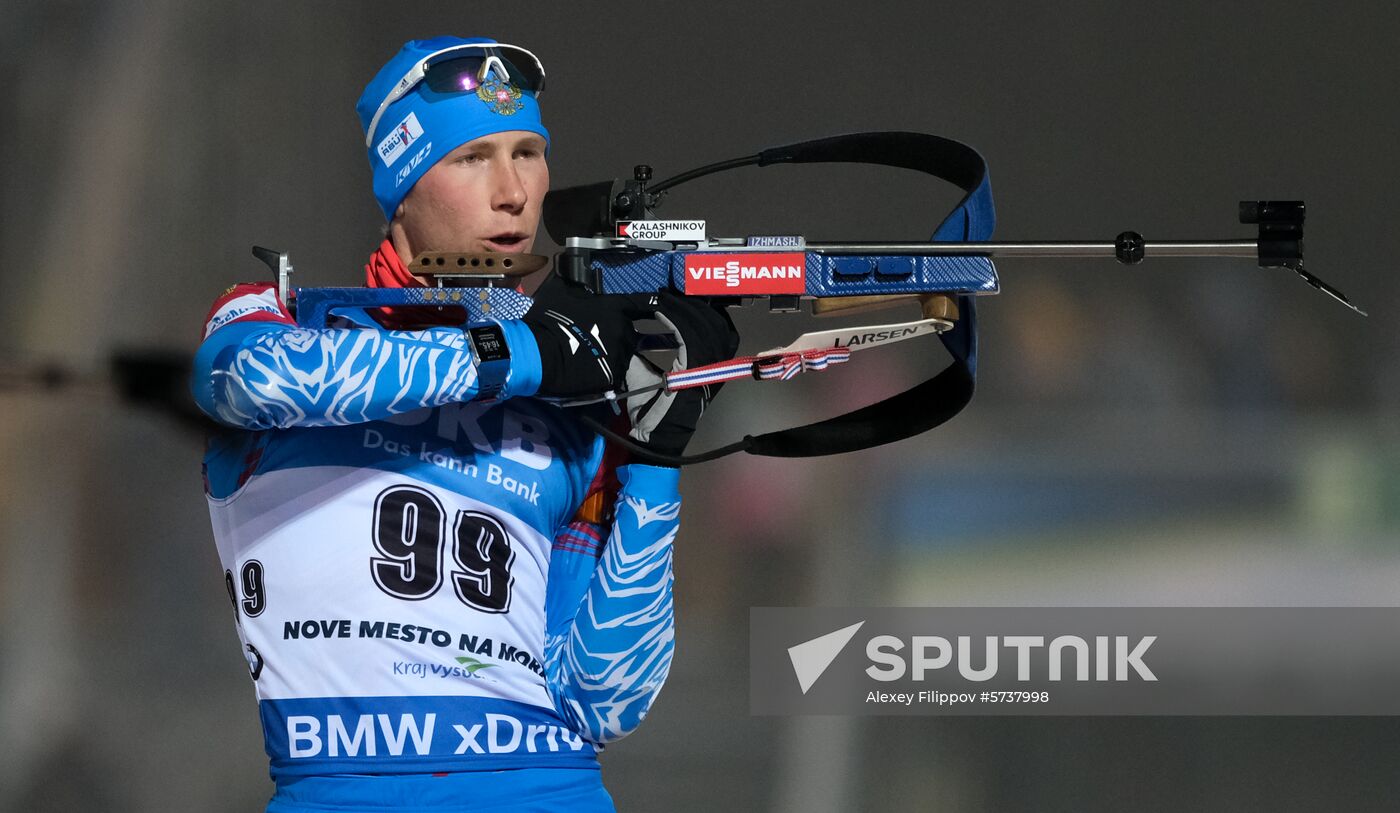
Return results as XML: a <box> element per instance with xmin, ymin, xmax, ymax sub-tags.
<box><xmin>514</xmin><ymin>148</ymin><xmax>540</xmax><ymax>160</ymax></box>
<box><xmin>458</xmin><ymin>153</ymin><xmax>483</xmax><ymax>165</ymax></box>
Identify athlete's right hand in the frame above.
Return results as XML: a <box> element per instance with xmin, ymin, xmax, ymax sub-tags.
<box><xmin>523</xmin><ymin>275</ymin><xmax>648</xmax><ymax>398</ymax></box>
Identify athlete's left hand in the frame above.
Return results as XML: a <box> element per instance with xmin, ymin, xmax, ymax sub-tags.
<box><xmin>626</xmin><ymin>291</ymin><xmax>740</xmax><ymax>462</ymax></box>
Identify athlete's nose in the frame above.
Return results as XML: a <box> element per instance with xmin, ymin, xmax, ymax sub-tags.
<box><xmin>491</xmin><ymin>161</ymin><xmax>527</xmax><ymax>214</ymax></box>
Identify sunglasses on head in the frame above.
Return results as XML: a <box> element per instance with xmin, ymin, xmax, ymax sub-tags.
<box><xmin>365</xmin><ymin>43</ymin><xmax>547</xmax><ymax>148</ymax></box>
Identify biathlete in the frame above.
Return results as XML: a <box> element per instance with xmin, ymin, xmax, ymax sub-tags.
<box><xmin>192</xmin><ymin>36</ymin><xmax>737</xmax><ymax>812</ymax></box>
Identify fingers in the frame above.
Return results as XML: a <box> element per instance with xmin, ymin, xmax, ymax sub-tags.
<box><xmin>648</xmin><ymin>291</ymin><xmax>741</xmax><ymax>368</ymax></box>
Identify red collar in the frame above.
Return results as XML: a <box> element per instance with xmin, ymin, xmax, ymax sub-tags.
<box><xmin>365</xmin><ymin>238</ymin><xmax>421</xmax><ymax>290</ymax></box>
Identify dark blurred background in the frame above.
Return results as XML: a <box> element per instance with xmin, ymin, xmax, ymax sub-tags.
<box><xmin>2</xmin><ymin>1</ymin><xmax>1398</xmax><ymax>810</ymax></box>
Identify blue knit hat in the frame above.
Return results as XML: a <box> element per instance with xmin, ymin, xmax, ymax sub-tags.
<box><xmin>357</xmin><ymin>37</ymin><xmax>550</xmax><ymax>220</ymax></box>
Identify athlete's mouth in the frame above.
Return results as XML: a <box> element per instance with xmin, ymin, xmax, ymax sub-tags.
<box><xmin>482</xmin><ymin>233</ymin><xmax>529</xmax><ymax>252</ymax></box>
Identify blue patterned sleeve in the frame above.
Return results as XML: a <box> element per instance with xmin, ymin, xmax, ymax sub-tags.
<box><xmin>192</xmin><ymin>312</ymin><xmax>542</xmax><ymax>430</ymax></box>
<box><xmin>543</xmin><ymin>464</ymin><xmax>679</xmax><ymax>744</ymax></box>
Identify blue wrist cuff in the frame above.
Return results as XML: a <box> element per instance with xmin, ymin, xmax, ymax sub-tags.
<box><xmin>616</xmin><ymin>464</ymin><xmax>682</xmax><ymax>500</ymax></box>
<box><xmin>497</xmin><ymin>318</ymin><xmax>543</xmax><ymax>398</ymax></box>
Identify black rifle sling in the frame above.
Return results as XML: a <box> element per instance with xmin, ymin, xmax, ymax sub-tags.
<box><xmin>581</xmin><ymin>131</ymin><xmax>996</xmax><ymax>465</ymax></box>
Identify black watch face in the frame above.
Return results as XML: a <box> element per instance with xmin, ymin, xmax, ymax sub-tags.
<box><xmin>469</xmin><ymin>326</ymin><xmax>509</xmax><ymax>362</ymax></box>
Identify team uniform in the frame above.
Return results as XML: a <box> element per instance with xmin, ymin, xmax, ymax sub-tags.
<box><xmin>193</xmin><ymin>244</ymin><xmax>679</xmax><ymax>810</ymax></box>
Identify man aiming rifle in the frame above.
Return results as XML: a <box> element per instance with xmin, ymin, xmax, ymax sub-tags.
<box><xmin>191</xmin><ymin>36</ymin><xmax>737</xmax><ymax>812</ymax></box>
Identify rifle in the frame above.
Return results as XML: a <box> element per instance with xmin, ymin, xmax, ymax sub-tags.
<box><xmin>270</xmin><ymin>131</ymin><xmax>1364</xmax><ymax>465</ymax></box>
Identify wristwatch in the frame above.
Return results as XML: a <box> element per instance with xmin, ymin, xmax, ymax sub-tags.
<box><xmin>465</xmin><ymin>323</ymin><xmax>511</xmax><ymax>401</ymax></box>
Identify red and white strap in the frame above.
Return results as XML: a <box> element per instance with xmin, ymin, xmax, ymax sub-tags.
<box><xmin>538</xmin><ymin>314</ymin><xmax>950</xmax><ymax>407</ymax></box>
<box><xmin>664</xmin><ymin>346</ymin><xmax>852</xmax><ymax>391</ymax></box>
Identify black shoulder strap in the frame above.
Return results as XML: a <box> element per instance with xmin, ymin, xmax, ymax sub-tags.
<box><xmin>583</xmin><ymin>131</ymin><xmax>996</xmax><ymax>465</ymax></box>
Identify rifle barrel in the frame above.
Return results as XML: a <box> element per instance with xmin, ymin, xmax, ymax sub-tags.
<box><xmin>807</xmin><ymin>240</ymin><xmax>1259</xmax><ymax>259</ymax></box>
